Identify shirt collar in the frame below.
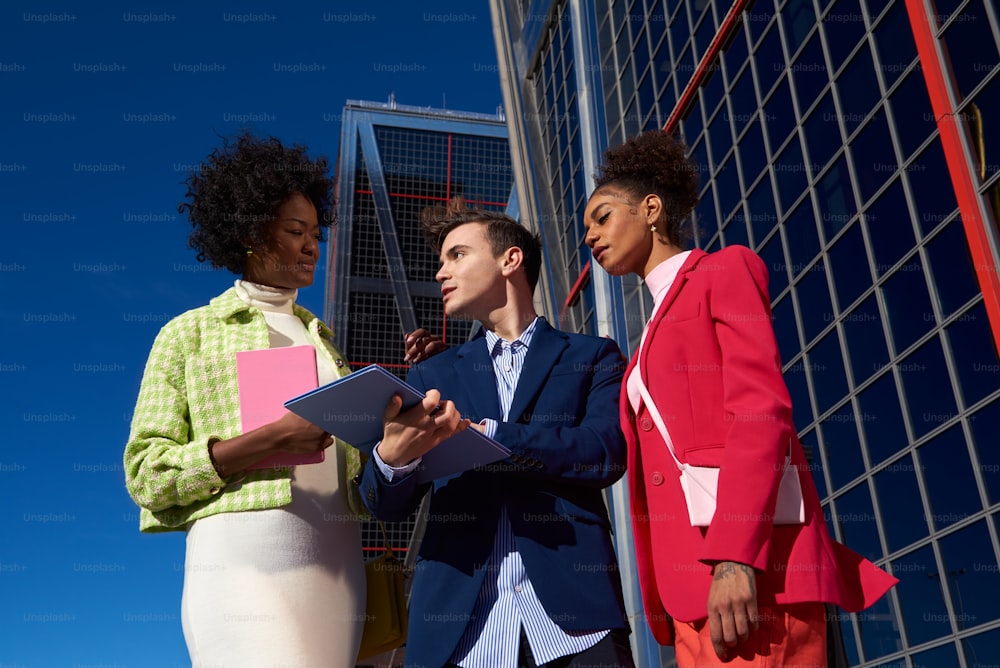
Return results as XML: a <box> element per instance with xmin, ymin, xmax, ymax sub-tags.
<box><xmin>484</xmin><ymin>316</ymin><xmax>540</xmax><ymax>355</ymax></box>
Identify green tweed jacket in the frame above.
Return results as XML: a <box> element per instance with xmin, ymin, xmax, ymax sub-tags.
<box><xmin>124</xmin><ymin>287</ymin><xmax>362</xmax><ymax>533</ymax></box>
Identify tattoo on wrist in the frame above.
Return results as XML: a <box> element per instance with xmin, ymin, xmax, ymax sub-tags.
<box><xmin>712</xmin><ymin>561</ymin><xmax>753</xmax><ymax>581</ymax></box>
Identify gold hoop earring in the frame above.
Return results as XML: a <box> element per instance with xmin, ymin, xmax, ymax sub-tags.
<box><xmin>245</xmin><ymin>247</ymin><xmax>253</xmax><ymax>256</ymax></box>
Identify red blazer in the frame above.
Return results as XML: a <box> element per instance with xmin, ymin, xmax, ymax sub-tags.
<box><xmin>623</xmin><ymin>245</ymin><xmax>897</xmax><ymax>645</ymax></box>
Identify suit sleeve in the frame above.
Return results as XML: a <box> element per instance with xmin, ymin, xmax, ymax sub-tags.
<box><xmin>700</xmin><ymin>246</ymin><xmax>796</xmax><ymax>569</ymax></box>
<box><xmin>493</xmin><ymin>337</ymin><xmax>627</xmax><ymax>489</ymax></box>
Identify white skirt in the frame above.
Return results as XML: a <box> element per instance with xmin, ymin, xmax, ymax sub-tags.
<box><xmin>181</xmin><ymin>444</ymin><xmax>365</xmax><ymax>668</ymax></box>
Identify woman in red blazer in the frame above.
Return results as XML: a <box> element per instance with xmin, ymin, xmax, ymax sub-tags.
<box><xmin>583</xmin><ymin>130</ymin><xmax>897</xmax><ymax>666</ymax></box>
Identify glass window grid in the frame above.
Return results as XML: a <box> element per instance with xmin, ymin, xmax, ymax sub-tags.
<box><xmin>556</xmin><ymin>0</ymin><xmax>1000</xmax><ymax>662</ymax></box>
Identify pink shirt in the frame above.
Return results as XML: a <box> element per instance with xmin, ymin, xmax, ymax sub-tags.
<box><xmin>626</xmin><ymin>250</ymin><xmax>692</xmax><ymax>412</ymax></box>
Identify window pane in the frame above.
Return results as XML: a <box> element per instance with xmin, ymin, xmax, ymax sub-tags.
<box><xmin>804</xmin><ymin>92</ymin><xmax>843</xmax><ymax>179</ymax></box>
<box><xmin>949</xmin><ymin>302</ymin><xmax>1000</xmax><ymax>409</ymax></box>
<box><xmin>852</xmin><ymin>107</ymin><xmax>896</xmax><ymax>205</ymax></box>
<box><xmin>721</xmin><ymin>17</ymin><xmax>749</xmax><ymax>80</ymax></box>
<box><xmin>881</xmin><ymin>257</ymin><xmax>933</xmax><ymax>353</ymax></box>
<box><xmin>745</xmin><ymin>0</ymin><xmax>776</xmax><ymax>46</ymax></box>
<box><xmin>791</xmin><ymin>33</ymin><xmax>828</xmax><ymax>112</ymax></box>
<box><xmin>919</xmin><ymin>425</ymin><xmax>982</xmax><ymax>530</ymax></box>
<box><xmin>784</xmin><ymin>351</ymin><xmax>815</xmax><ymax>428</ymax></box>
<box><xmin>909</xmin><ymin>139</ymin><xmax>959</xmax><ymax>237</ymax></box>
<box><xmin>773</xmin><ymin>297</ymin><xmax>800</xmax><ymax>364</ymax></box>
<box><xmin>833</xmin><ymin>482</ymin><xmax>881</xmax><ymax>562</ymax></box>
<box><xmin>715</xmin><ymin>155</ymin><xmax>741</xmax><ymax>221</ymax></box>
<box><xmin>872</xmin><ymin>1</ymin><xmax>917</xmax><ymax>90</ymax></box>
<box><xmin>775</xmin><ymin>137</ymin><xmax>809</xmax><ymax>214</ymax></box>
<box><xmin>889</xmin><ymin>70</ymin><xmax>936</xmax><ymax>162</ymax></box>
<box><xmin>938</xmin><ymin>520</ymin><xmax>1000</xmax><ymax>631</ymax></box>
<box><xmin>940</xmin><ymin>0</ymin><xmax>999</xmax><ymax>101</ymax></box>
<box><xmin>859</xmin><ymin>372</ymin><xmax>908</xmax><ymax>466</ymax></box>
<box><xmin>723</xmin><ymin>209</ymin><xmax>750</xmax><ymax>248</ymax></box>
<box><xmin>764</xmin><ymin>77</ymin><xmax>796</xmax><ymax>149</ymax></box>
<box><xmin>796</xmin><ymin>259</ymin><xmax>833</xmax><ymax>345</ymax></box>
<box><xmin>838</xmin><ymin>44</ymin><xmax>881</xmax><ymax>136</ymax></box>
<box><xmin>783</xmin><ymin>198</ymin><xmax>821</xmax><ymax>275</ymax></box>
<box><xmin>748</xmin><ymin>176</ymin><xmax>780</xmax><ymax>249</ymax></box>
<box><xmin>759</xmin><ymin>229</ymin><xmax>788</xmax><ymax>296</ymax></box>
<box><xmin>875</xmin><ymin>454</ymin><xmax>928</xmax><ymax>552</ymax></box>
<box><xmin>964</xmin><ymin>625</ymin><xmax>1000</xmax><ymax>668</ymax></box>
<box><xmin>754</xmin><ymin>24</ymin><xmax>785</xmax><ymax>97</ymax></box>
<box><xmin>926</xmin><ymin>217</ymin><xmax>981</xmax><ymax>319</ymax></box>
<box><xmin>842</xmin><ymin>294</ymin><xmax>889</xmax><ymax>386</ymax></box>
<box><xmin>693</xmin><ymin>190</ymin><xmax>719</xmax><ymax>246</ymax></box>
<box><xmin>800</xmin><ymin>429</ymin><xmax>828</xmax><ymax>498</ymax></box>
<box><xmin>901</xmin><ymin>336</ymin><xmax>959</xmax><ymax>439</ymax></box>
<box><xmin>708</xmin><ymin>107</ymin><xmax>734</xmax><ymax>171</ymax></box>
<box><xmin>809</xmin><ymin>330</ymin><xmax>849</xmax><ymax>416</ymax></box>
<box><xmin>970</xmin><ymin>399</ymin><xmax>1000</xmax><ymax>505</ymax></box>
<box><xmin>817</xmin><ymin>156</ymin><xmax>858</xmax><ymax>239</ymax></box>
<box><xmin>856</xmin><ymin>594</ymin><xmax>904</xmax><ymax>661</ymax></box>
<box><xmin>911</xmin><ymin>644</ymin><xmax>960</xmax><ymax>668</ymax></box>
<box><xmin>892</xmin><ymin>545</ymin><xmax>952</xmax><ymax>646</ymax></box>
<box><xmin>728</xmin><ymin>68</ymin><xmax>757</xmax><ymax>138</ymax></box>
<box><xmin>821</xmin><ymin>0</ymin><xmax>866</xmax><ymax>73</ymax></box>
<box><xmin>966</xmin><ymin>64</ymin><xmax>1000</xmax><ymax>185</ymax></box>
<box><xmin>738</xmin><ymin>118</ymin><xmax>767</xmax><ymax>193</ymax></box>
<box><xmin>820</xmin><ymin>405</ymin><xmax>866</xmax><ymax>491</ymax></box>
<box><xmin>781</xmin><ymin>0</ymin><xmax>816</xmax><ymax>55</ymax></box>
<box><xmin>826</xmin><ymin>221</ymin><xmax>869</xmax><ymax>310</ymax></box>
<box><xmin>865</xmin><ymin>179</ymin><xmax>915</xmax><ymax>278</ymax></box>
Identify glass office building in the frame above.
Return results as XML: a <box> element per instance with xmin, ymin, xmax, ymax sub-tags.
<box><xmin>324</xmin><ymin>100</ymin><xmax>513</xmax><ymax>562</ymax></box>
<box><xmin>491</xmin><ymin>1</ymin><xmax>1000</xmax><ymax>665</ymax></box>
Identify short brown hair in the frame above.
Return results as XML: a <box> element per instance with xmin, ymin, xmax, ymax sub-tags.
<box><xmin>421</xmin><ymin>201</ymin><xmax>542</xmax><ymax>290</ymax></box>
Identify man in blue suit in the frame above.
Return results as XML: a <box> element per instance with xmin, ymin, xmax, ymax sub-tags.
<box><xmin>360</xmin><ymin>208</ymin><xmax>635</xmax><ymax>668</ymax></box>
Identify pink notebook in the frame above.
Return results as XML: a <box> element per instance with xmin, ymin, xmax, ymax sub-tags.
<box><xmin>236</xmin><ymin>345</ymin><xmax>323</xmax><ymax>469</ymax></box>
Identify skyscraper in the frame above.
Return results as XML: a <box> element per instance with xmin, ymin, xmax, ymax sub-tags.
<box><xmin>491</xmin><ymin>1</ymin><xmax>1000</xmax><ymax>665</ymax></box>
<box><xmin>324</xmin><ymin>99</ymin><xmax>513</xmax><ymax>561</ymax></box>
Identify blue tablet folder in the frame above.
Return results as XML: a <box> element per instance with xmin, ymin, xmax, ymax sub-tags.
<box><xmin>284</xmin><ymin>364</ymin><xmax>511</xmax><ymax>482</ymax></box>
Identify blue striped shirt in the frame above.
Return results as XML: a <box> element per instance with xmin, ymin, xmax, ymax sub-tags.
<box><xmin>450</xmin><ymin>317</ymin><xmax>608</xmax><ymax>667</ymax></box>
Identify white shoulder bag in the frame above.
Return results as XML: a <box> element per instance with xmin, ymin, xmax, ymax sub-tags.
<box><xmin>634</xmin><ymin>376</ymin><xmax>805</xmax><ymax>527</ymax></box>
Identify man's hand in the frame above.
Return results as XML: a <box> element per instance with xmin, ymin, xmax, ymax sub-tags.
<box><xmin>404</xmin><ymin>328</ymin><xmax>446</xmax><ymax>364</ymax></box>
<box><xmin>376</xmin><ymin>389</ymin><xmax>470</xmax><ymax>466</ymax></box>
<box><xmin>706</xmin><ymin>561</ymin><xmax>759</xmax><ymax>661</ymax></box>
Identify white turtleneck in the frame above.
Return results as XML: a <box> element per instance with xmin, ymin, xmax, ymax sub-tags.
<box><xmin>181</xmin><ymin>280</ymin><xmax>365</xmax><ymax>667</ymax></box>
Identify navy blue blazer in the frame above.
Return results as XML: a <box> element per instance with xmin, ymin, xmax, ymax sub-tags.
<box><xmin>359</xmin><ymin>318</ymin><xmax>630</xmax><ymax>668</ymax></box>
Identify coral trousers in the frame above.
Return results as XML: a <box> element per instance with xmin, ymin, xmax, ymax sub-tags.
<box><xmin>672</xmin><ymin>602</ymin><xmax>827</xmax><ymax>668</ymax></box>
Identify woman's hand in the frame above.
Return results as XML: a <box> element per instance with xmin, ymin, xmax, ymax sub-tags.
<box><xmin>207</xmin><ymin>412</ymin><xmax>333</xmax><ymax>476</ymax></box>
<box><xmin>403</xmin><ymin>328</ymin><xmax>446</xmax><ymax>364</ymax></box>
<box><xmin>270</xmin><ymin>411</ymin><xmax>334</xmax><ymax>454</ymax></box>
<box><xmin>706</xmin><ymin>560</ymin><xmax>759</xmax><ymax>660</ymax></box>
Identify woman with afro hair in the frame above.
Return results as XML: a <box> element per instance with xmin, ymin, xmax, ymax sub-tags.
<box><xmin>124</xmin><ymin>132</ymin><xmax>368</xmax><ymax>666</ymax></box>
<box><xmin>583</xmin><ymin>130</ymin><xmax>896</xmax><ymax>667</ymax></box>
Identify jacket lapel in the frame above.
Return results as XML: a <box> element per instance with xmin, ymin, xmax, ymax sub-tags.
<box><xmin>453</xmin><ymin>332</ymin><xmax>503</xmax><ymax>420</ymax></box>
<box><xmin>507</xmin><ymin>319</ymin><xmax>567</xmax><ymax>423</ymax></box>
<box><xmin>639</xmin><ymin>249</ymin><xmax>707</xmax><ymax>384</ymax></box>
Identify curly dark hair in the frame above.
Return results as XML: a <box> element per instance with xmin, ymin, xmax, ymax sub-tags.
<box><xmin>421</xmin><ymin>197</ymin><xmax>542</xmax><ymax>291</ymax></box>
<box><xmin>179</xmin><ymin>131</ymin><xmax>335</xmax><ymax>274</ymax></box>
<box><xmin>593</xmin><ymin>130</ymin><xmax>700</xmax><ymax>247</ymax></box>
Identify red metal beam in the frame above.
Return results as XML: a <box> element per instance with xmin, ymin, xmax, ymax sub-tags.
<box><xmin>904</xmin><ymin>0</ymin><xmax>1000</xmax><ymax>350</ymax></box>
<box><xmin>353</xmin><ymin>189</ymin><xmax>507</xmax><ymax>208</ymax></box>
<box><xmin>663</xmin><ymin>0</ymin><xmax>754</xmax><ymax>135</ymax></box>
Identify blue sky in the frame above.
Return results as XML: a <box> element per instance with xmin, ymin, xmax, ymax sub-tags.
<box><xmin>1</xmin><ymin>2</ymin><xmax>502</xmax><ymax>665</ymax></box>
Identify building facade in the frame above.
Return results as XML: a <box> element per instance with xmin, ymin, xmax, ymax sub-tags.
<box><xmin>491</xmin><ymin>0</ymin><xmax>1000</xmax><ymax>666</ymax></box>
<box><xmin>324</xmin><ymin>100</ymin><xmax>513</xmax><ymax>558</ymax></box>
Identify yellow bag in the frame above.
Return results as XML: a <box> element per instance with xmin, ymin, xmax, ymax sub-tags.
<box><xmin>357</xmin><ymin>522</ymin><xmax>408</xmax><ymax>661</ymax></box>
